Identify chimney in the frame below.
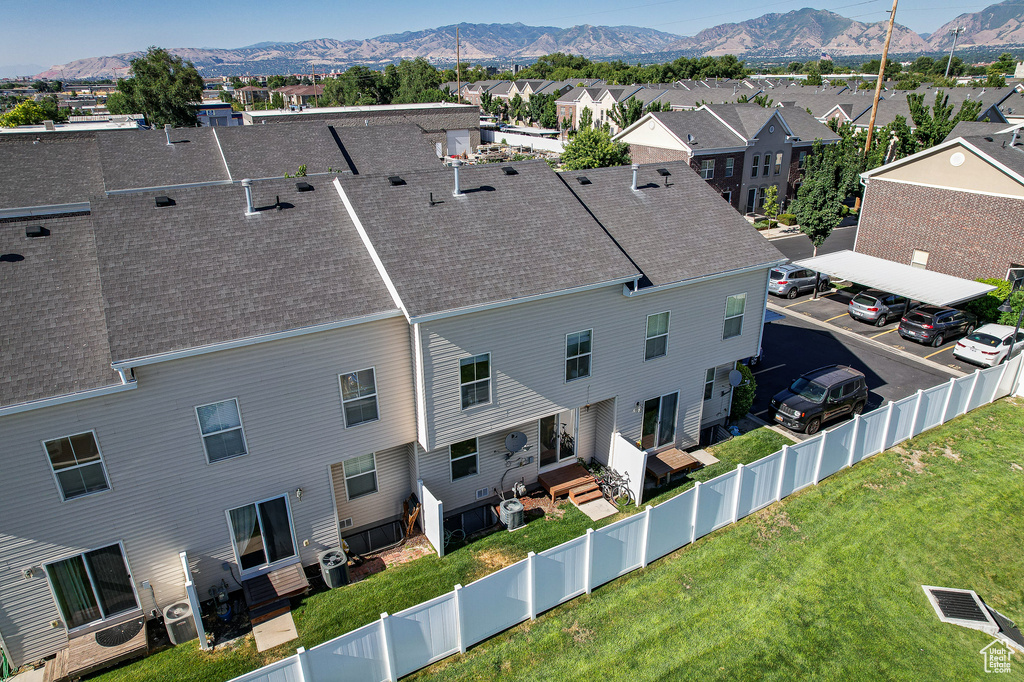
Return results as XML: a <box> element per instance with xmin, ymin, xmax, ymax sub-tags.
<box><xmin>165</xmin><ymin>123</ymin><xmax>173</xmax><ymax>146</ymax></box>
<box><xmin>630</xmin><ymin>163</ymin><xmax>639</xmax><ymax>191</ymax></box>
<box><xmin>241</xmin><ymin>179</ymin><xmax>256</xmax><ymax>215</ymax></box>
<box><xmin>452</xmin><ymin>159</ymin><xmax>464</xmax><ymax>197</ymax></box>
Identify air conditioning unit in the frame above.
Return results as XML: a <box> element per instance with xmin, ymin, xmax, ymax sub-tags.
<box><xmin>499</xmin><ymin>499</ymin><xmax>525</xmax><ymax>531</ymax></box>
<box><xmin>163</xmin><ymin>601</ymin><xmax>198</xmax><ymax>646</ymax></box>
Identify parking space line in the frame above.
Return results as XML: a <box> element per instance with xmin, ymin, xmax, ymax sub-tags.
<box><xmin>784</xmin><ymin>299</ymin><xmax>812</xmax><ymax>308</ymax></box>
<box><xmin>924</xmin><ymin>346</ymin><xmax>952</xmax><ymax>359</ymax></box>
<box><xmin>824</xmin><ymin>313</ymin><xmax>847</xmax><ymax>322</ymax></box>
<box><xmin>752</xmin><ymin>364</ymin><xmax>786</xmax><ymax>375</ymax></box>
<box><xmin>871</xmin><ymin>328</ymin><xmax>897</xmax><ymax>339</ymax></box>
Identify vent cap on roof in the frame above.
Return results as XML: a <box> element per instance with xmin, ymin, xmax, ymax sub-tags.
<box><xmin>26</xmin><ymin>225</ymin><xmax>49</xmax><ymax>238</ymax></box>
<box><xmin>296</xmin><ymin>181</ymin><xmax>313</xmax><ymax>192</ymax></box>
<box><xmin>388</xmin><ymin>175</ymin><xmax>406</xmax><ymax>186</ymax></box>
<box><xmin>656</xmin><ymin>168</ymin><xmax>671</xmax><ymax>177</ymax></box>
<box><xmin>155</xmin><ymin>196</ymin><xmax>174</xmax><ymax>208</ymax></box>
<box><xmin>501</xmin><ymin>166</ymin><xmax>518</xmax><ymax>175</ymax></box>
<box><xmin>575</xmin><ymin>176</ymin><xmax>591</xmax><ymax>185</ymax></box>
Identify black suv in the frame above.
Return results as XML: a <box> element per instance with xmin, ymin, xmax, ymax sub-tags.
<box><xmin>898</xmin><ymin>305</ymin><xmax>977</xmax><ymax>348</ymax></box>
<box><xmin>771</xmin><ymin>365</ymin><xmax>868</xmax><ymax>435</ymax></box>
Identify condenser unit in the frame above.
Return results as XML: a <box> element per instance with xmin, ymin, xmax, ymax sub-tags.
<box><xmin>163</xmin><ymin>601</ymin><xmax>198</xmax><ymax>645</ymax></box>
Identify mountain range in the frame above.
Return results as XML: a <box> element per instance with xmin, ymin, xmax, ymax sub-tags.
<box><xmin>33</xmin><ymin>1</ymin><xmax>1024</xmax><ymax>80</ymax></box>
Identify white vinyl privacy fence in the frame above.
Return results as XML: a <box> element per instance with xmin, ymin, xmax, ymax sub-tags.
<box><xmin>229</xmin><ymin>359</ymin><xmax>1021</xmax><ymax>682</ymax></box>
<box><xmin>417</xmin><ymin>480</ymin><xmax>444</xmax><ymax>559</ymax></box>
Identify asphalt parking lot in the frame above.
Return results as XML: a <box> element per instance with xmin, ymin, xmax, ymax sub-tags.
<box><xmin>750</xmin><ymin>309</ymin><xmax>960</xmax><ymax>438</ymax></box>
<box><xmin>766</xmin><ymin>286</ymin><xmax>978</xmax><ymax>374</ymax></box>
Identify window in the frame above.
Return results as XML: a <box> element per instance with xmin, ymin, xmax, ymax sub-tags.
<box><xmin>43</xmin><ymin>432</ymin><xmax>110</xmax><ymax>500</ymax></box>
<box><xmin>565</xmin><ymin>330</ymin><xmax>592</xmax><ymax>382</ymax></box>
<box><xmin>724</xmin><ymin>293</ymin><xmax>746</xmax><ymax>339</ymax></box>
<box><xmin>46</xmin><ymin>544</ymin><xmax>138</xmax><ymax>630</ymax></box>
<box><xmin>798</xmin><ymin>151</ymin><xmax>808</xmax><ymax>170</ymax></box>
<box><xmin>774</xmin><ymin>151</ymin><xmax>783</xmax><ymax>175</ymax></box>
<box><xmin>911</xmin><ymin>249</ymin><xmax>929</xmax><ymax>269</ymax></box>
<box><xmin>645</xmin><ymin>312</ymin><xmax>670</xmax><ymax>361</ymax></box>
<box><xmin>722</xmin><ymin>190</ymin><xmax>732</xmax><ymax>205</ymax></box>
<box><xmin>751</xmin><ymin>154</ymin><xmax>760</xmax><ymax>178</ymax></box>
<box><xmin>450</xmin><ymin>437</ymin><xmax>478</xmax><ymax>480</ymax></box>
<box><xmin>343</xmin><ymin>453</ymin><xmax>377</xmax><ymax>500</ymax></box>
<box><xmin>195</xmin><ymin>399</ymin><xmax>248</xmax><ymax>463</ymax></box>
<box><xmin>459</xmin><ymin>354</ymin><xmax>491</xmax><ymax>409</ymax></box>
<box><xmin>703</xmin><ymin>368</ymin><xmax>716</xmax><ymax>400</ymax></box>
<box><xmin>762</xmin><ymin>153</ymin><xmax>771</xmax><ymax>177</ymax></box>
<box><xmin>339</xmin><ymin>368</ymin><xmax>379</xmax><ymax>427</ymax></box>
<box><xmin>725</xmin><ymin>157</ymin><xmax>735</xmax><ymax>177</ymax></box>
<box><xmin>757</xmin><ymin>188</ymin><xmax>767</xmax><ymax>211</ymax></box>
<box><xmin>227</xmin><ymin>495</ymin><xmax>296</xmax><ymax>572</ymax></box>
<box><xmin>700</xmin><ymin>159</ymin><xmax>714</xmax><ymax>179</ymax></box>
<box><xmin>641</xmin><ymin>392</ymin><xmax>679</xmax><ymax>450</ymax></box>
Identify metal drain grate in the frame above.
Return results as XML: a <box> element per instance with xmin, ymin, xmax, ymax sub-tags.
<box><xmin>930</xmin><ymin>589</ymin><xmax>989</xmax><ymax>622</ymax></box>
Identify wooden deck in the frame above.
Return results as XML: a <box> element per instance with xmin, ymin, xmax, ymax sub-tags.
<box><xmin>44</xmin><ymin>615</ymin><xmax>148</xmax><ymax>682</ymax></box>
<box><xmin>537</xmin><ymin>463</ymin><xmax>596</xmax><ymax>503</ymax></box>
<box><xmin>242</xmin><ymin>562</ymin><xmax>310</xmax><ymax>626</ymax></box>
<box><xmin>646</xmin><ymin>448</ymin><xmax>702</xmax><ymax>486</ymax></box>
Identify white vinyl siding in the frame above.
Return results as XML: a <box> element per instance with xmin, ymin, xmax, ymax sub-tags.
<box><xmin>195</xmin><ymin>399</ymin><xmax>248</xmax><ymax>463</ymax></box>
<box><xmin>565</xmin><ymin>329</ymin><xmax>592</xmax><ymax>382</ymax></box>
<box><xmin>459</xmin><ymin>354</ymin><xmax>491</xmax><ymax>409</ymax></box>
<box><xmin>645</xmin><ymin>312</ymin><xmax>670</xmax><ymax>361</ymax></box>
<box><xmin>342</xmin><ymin>453</ymin><xmax>378</xmax><ymax>500</ymax></box>
<box><xmin>42</xmin><ymin>431</ymin><xmax>110</xmax><ymax>501</ymax></box>
<box><xmin>0</xmin><ymin>316</ymin><xmax>416</xmax><ymax>667</ymax></box>
<box><xmin>330</xmin><ymin>445</ymin><xmax>411</xmax><ymax>535</ymax></box>
<box><xmin>724</xmin><ymin>293</ymin><xmax>746</xmax><ymax>339</ymax></box>
<box><xmin>339</xmin><ymin>368</ymin><xmax>379</xmax><ymax>427</ymax></box>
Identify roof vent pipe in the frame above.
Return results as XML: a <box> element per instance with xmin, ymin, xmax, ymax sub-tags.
<box><xmin>165</xmin><ymin>124</ymin><xmax>173</xmax><ymax>146</ymax></box>
<box><xmin>1013</xmin><ymin>128</ymin><xmax>1020</xmax><ymax>148</ymax></box>
<box><xmin>452</xmin><ymin>159</ymin><xmax>464</xmax><ymax>197</ymax></box>
<box><xmin>630</xmin><ymin>163</ymin><xmax>639</xmax><ymax>191</ymax></box>
<box><xmin>241</xmin><ymin>179</ymin><xmax>257</xmax><ymax>215</ymax></box>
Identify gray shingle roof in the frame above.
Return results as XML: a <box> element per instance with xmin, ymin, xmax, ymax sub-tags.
<box><xmin>338</xmin><ymin>161</ymin><xmax>640</xmax><ymax>318</ymax></box>
<box><xmin>649</xmin><ymin>109</ymin><xmax>746</xmax><ymax>149</ymax></box>
<box><xmin>0</xmin><ymin>132</ymin><xmax>104</xmax><ymax>210</ymax></box>
<box><xmin>96</xmin><ymin>127</ymin><xmax>230</xmax><ymax>191</ymax></box>
<box><xmin>91</xmin><ymin>178</ymin><xmax>395</xmax><ymax>362</ymax></box>
<box><xmin>775</xmin><ymin>107</ymin><xmax>842</xmax><ymax>143</ymax></box>
<box><xmin>214</xmin><ymin>122</ymin><xmax>351</xmax><ymax>179</ymax></box>
<box><xmin>560</xmin><ymin>161</ymin><xmax>785</xmax><ymax>288</ymax></box>
<box><xmin>944</xmin><ymin>121</ymin><xmax>1015</xmax><ymax>143</ymax></box>
<box><xmin>331</xmin><ymin>125</ymin><xmax>441</xmax><ymax>175</ymax></box>
<box><xmin>961</xmin><ymin>132</ymin><xmax>1024</xmax><ymax>178</ymax></box>
<box><xmin>1</xmin><ymin>212</ymin><xmax>119</xmax><ymax>407</ymax></box>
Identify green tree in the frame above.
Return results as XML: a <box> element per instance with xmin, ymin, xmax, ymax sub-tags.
<box><xmin>729</xmin><ymin>364</ymin><xmax>756</xmax><ymax>423</ymax></box>
<box><xmin>763</xmin><ymin>185</ymin><xmax>780</xmax><ymax>228</ymax></box>
<box><xmin>578</xmin><ymin>106</ymin><xmax>594</xmax><ymax>131</ymax></box>
<box><xmin>509</xmin><ymin>93</ymin><xmax>524</xmax><ymax>124</ymax></box>
<box><xmin>559</xmin><ymin>125</ymin><xmax>630</xmax><ymax>170</ymax></box>
<box><xmin>907</xmin><ymin>91</ymin><xmax>982</xmax><ymax>148</ymax></box>
<box><xmin>909</xmin><ymin>56</ymin><xmax>935</xmax><ymax>74</ymax></box>
<box><xmin>607</xmin><ymin>96</ymin><xmax>645</xmax><ymax>130</ymax></box>
<box><xmin>993</xmin><ymin>52</ymin><xmax>1017</xmax><ymax>73</ymax></box>
<box><xmin>107</xmin><ymin>47</ymin><xmax>203</xmax><ymax>127</ymax></box>
<box><xmin>31</xmin><ymin>79</ymin><xmax>49</xmax><ymax>92</ymax></box>
<box><xmin>0</xmin><ymin>100</ymin><xmax>48</xmax><ymax>127</ymax></box>
<box><xmin>791</xmin><ymin>140</ymin><xmax>844</xmax><ymax>260</ymax></box>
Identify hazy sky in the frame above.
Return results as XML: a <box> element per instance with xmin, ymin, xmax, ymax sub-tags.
<box><xmin>1</xmin><ymin>0</ymin><xmax>998</xmax><ymax>69</ymax></box>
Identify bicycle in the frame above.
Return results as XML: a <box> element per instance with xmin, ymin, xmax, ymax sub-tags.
<box><xmin>594</xmin><ymin>466</ymin><xmax>635</xmax><ymax>506</ymax></box>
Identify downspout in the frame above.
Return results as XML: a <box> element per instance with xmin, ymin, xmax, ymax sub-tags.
<box><xmin>853</xmin><ymin>176</ymin><xmax>868</xmax><ymax>253</ymax></box>
<box><xmin>756</xmin><ymin>269</ymin><xmax>771</xmax><ymax>363</ymax></box>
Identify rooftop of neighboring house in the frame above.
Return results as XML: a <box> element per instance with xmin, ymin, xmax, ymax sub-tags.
<box><xmin>944</xmin><ymin>120</ymin><xmax>1021</xmax><ymax>142</ymax></box>
<box><xmin>959</xmin><ymin>128</ymin><xmax>1024</xmax><ymax>177</ymax></box>
<box><xmin>850</xmin><ymin>86</ymin><xmax>1016</xmax><ymax>128</ymax></box>
<box><xmin>97</xmin><ymin>127</ymin><xmax>231</xmax><ymax>191</ymax></box>
<box><xmin>771</xmin><ymin>106</ymin><xmax>843</xmax><ymax>143</ymax></box>
<box><xmin>559</xmin><ymin>161</ymin><xmax>785</xmax><ymax>288</ymax></box>
<box><xmin>0</xmin><ymin>132</ymin><xmax>104</xmax><ymax>210</ymax></box>
<box><xmin>336</xmin><ymin>160</ymin><xmax>641</xmax><ymax>319</ymax></box>
<box><xmin>640</xmin><ymin>108</ymin><xmax>747</xmax><ymax>148</ymax></box>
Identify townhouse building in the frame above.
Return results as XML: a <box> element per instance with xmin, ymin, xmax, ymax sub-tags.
<box><xmin>0</xmin><ymin>126</ymin><xmax>783</xmax><ymax>672</ymax></box>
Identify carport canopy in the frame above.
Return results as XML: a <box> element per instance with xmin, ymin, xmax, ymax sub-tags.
<box><xmin>794</xmin><ymin>250</ymin><xmax>997</xmax><ymax>307</ymax></box>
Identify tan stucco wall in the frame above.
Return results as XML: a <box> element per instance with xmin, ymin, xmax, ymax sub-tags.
<box><xmin>871</xmin><ymin>143</ymin><xmax>1024</xmax><ymax>198</ymax></box>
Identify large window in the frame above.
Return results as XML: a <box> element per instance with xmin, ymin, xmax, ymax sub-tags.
<box><xmin>227</xmin><ymin>496</ymin><xmax>297</xmax><ymax>572</ymax></box>
<box><xmin>751</xmin><ymin>154</ymin><xmax>760</xmax><ymax>178</ymax></box>
<box><xmin>798</xmin><ymin>151</ymin><xmax>808</xmax><ymax>170</ymax></box>
<box><xmin>774</xmin><ymin>151</ymin><xmax>783</xmax><ymax>175</ymax></box>
<box><xmin>43</xmin><ymin>432</ymin><xmax>110</xmax><ymax>501</ymax></box>
<box><xmin>724</xmin><ymin>293</ymin><xmax>747</xmax><ymax>339</ymax></box>
<box><xmin>339</xmin><ymin>368</ymin><xmax>379</xmax><ymax>427</ymax></box>
<box><xmin>46</xmin><ymin>544</ymin><xmax>137</xmax><ymax>630</ymax></box>
<box><xmin>459</xmin><ymin>354</ymin><xmax>491</xmax><ymax>409</ymax></box>
<box><xmin>645</xmin><ymin>312</ymin><xmax>670</xmax><ymax>361</ymax></box>
<box><xmin>450</xmin><ymin>437</ymin><xmax>478</xmax><ymax>481</ymax></box>
<box><xmin>195</xmin><ymin>399</ymin><xmax>248</xmax><ymax>463</ymax></box>
<box><xmin>725</xmin><ymin>157</ymin><xmax>735</xmax><ymax>177</ymax></box>
<box><xmin>700</xmin><ymin>159</ymin><xmax>714</xmax><ymax>179</ymax></box>
<box><xmin>343</xmin><ymin>453</ymin><xmax>378</xmax><ymax>500</ymax></box>
<box><xmin>565</xmin><ymin>330</ymin><xmax>592</xmax><ymax>382</ymax></box>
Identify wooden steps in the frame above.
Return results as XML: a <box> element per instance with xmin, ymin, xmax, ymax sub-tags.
<box><xmin>538</xmin><ymin>464</ymin><xmax>597</xmax><ymax>503</ymax></box>
<box><xmin>43</xmin><ymin>649</ymin><xmax>69</xmax><ymax>682</ymax></box>
<box><xmin>570</xmin><ymin>481</ymin><xmax>602</xmax><ymax>505</ymax></box>
<box><xmin>249</xmin><ymin>598</ymin><xmax>291</xmax><ymax>627</ymax></box>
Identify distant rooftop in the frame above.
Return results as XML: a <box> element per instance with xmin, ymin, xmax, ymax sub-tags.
<box><xmin>246</xmin><ymin>102</ymin><xmax>477</xmax><ymax>118</ymax></box>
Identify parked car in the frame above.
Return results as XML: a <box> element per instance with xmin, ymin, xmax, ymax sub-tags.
<box><xmin>848</xmin><ymin>289</ymin><xmax>914</xmax><ymax>327</ymax></box>
<box><xmin>770</xmin><ymin>365</ymin><xmax>868</xmax><ymax>435</ymax></box>
<box><xmin>898</xmin><ymin>305</ymin><xmax>977</xmax><ymax>348</ymax></box>
<box><xmin>952</xmin><ymin>324</ymin><xmax>1024</xmax><ymax>367</ymax></box>
<box><xmin>768</xmin><ymin>264</ymin><xmax>831</xmax><ymax>299</ymax></box>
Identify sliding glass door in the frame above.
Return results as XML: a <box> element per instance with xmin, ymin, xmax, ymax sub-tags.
<box><xmin>227</xmin><ymin>496</ymin><xmax>297</xmax><ymax>572</ymax></box>
<box><xmin>641</xmin><ymin>392</ymin><xmax>679</xmax><ymax>451</ymax></box>
<box><xmin>46</xmin><ymin>544</ymin><xmax>138</xmax><ymax>630</ymax></box>
<box><xmin>539</xmin><ymin>411</ymin><xmax>577</xmax><ymax>470</ymax></box>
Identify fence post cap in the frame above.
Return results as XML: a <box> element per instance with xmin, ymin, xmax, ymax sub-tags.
<box><xmin>645</xmin><ymin>504</ymin><xmax>654</xmax><ymax>511</ymax></box>
<box><xmin>296</xmin><ymin>647</ymin><xmax>306</xmax><ymax>654</ymax></box>
<box><xmin>380</xmin><ymin>611</ymin><xmax>389</xmax><ymax>618</ymax></box>
<box><xmin>527</xmin><ymin>550</ymin><xmax>535</xmax><ymax>557</ymax></box>
<box><xmin>454</xmin><ymin>583</ymin><xmax>462</xmax><ymax>590</ymax></box>
<box><xmin>586</xmin><ymin>527</ymin><xmax>595</xmax><ymax>535</ymax></box>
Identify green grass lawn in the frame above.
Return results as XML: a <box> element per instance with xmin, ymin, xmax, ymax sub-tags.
<box><xmin>405</xmin><ymin>399</ymin><xmax>1024</xmax><ymax>681</ymax></box>
<box><xmin>88</xmin><ymin>427</ymin><xmax>790</xmax><ymax>681</ymax></box>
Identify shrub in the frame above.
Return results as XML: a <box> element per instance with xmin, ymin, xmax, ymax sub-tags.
<box><xmin>753</xmin><ymin>220</ymin><xmax>771</xmax><ymax>230</ymax></box>
<box><xmin>777</xmin><ymin>213</ymin><xmax>797</xmax><ymax>226</ymax></box>
<box><xmin>964</xmin><ymin>278</ymin><xmax>1012</xmax><ymax>323</ymax></box>
<box><xmin>730</xmin><ymin>364</ymin><xmax>756</xmax><ymax>423</ymax></box>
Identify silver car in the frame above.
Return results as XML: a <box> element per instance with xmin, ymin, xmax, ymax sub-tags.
<box><xmin>768</xmin><ymin>264</ymin><xmax>831</xmax><ymax>299</ymax></box>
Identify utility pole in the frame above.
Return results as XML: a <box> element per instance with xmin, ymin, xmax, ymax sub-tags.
<box><xmin>944</xmin><ymin>27</ymin><xmax>966</xmax><ymax>80</ymax></box>
<box><xmin>863</xmin><ymin>0</ymin><xmax>899</xmax><ymax>157</ymax></box>
<box><xmin>311</xmin><ymin>61</ymin><xmax>319</xmax><ymax>108</ymax></box>
<box><xmin>456</xmin><ymin>26</ymin><xmax>461</xmax><ymax>104</ymax></box>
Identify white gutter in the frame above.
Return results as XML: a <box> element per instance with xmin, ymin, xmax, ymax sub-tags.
<box><xmin>110</xmin><ymin>308</ymin><xmax>403</xmax><ymax>370</ymax></box>
<box><xmin>105</xmin><ymin>180</ymin><xmax>234</xmax><ymax>196</ymax></box>
<box><xmin>621</xmin><ymin>259</ymin><xmax>787</xmax><ymax>297</ymax></box>
<box><xmin>0</xmin><ymin>202</ymin><xmax>90</xmax><ymax>219</ymax></box>
<box><xmin>0</xmin><ymin>381</ymin><xmax>137</xmax><ymax>417</ymax></box>
<box><xmin>756</xmin><ymin>269</ymin><xmax>771</xmax><ymax>358</ymax></box>
<box><xmin>408</xmin><ymin>275</ymin><xmax>639</xmax><ymax>324</ymax></box>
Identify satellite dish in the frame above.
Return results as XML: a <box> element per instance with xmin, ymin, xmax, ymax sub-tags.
<box><xmin>728</xmin><ymin>370</ymin><xmax>744</xmax><ymax>387</ymax></box>
<box><xmin>505</xmin><ymin>432</ymin><xmax>528</xmax><ymax>453</ymax></box>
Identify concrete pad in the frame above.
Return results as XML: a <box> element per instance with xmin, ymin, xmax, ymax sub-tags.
<box><xmin>252</xmin><ymin>611</ymin><xmax>298</xmax><ymax>652</ymax></box>
<box><xmin>11</xmin><ymin>667</ymin><xmax>45</xmax><ymax>682</ymax></box>
<box><xmin>689</xmin><ymin>449</ymin><xmax>720</xmax><ymax>466</ymax></box>
<box><xmin>576</xmin><ymin>498</ymin><xmax>618</xmax><ymax>520</ymax></box>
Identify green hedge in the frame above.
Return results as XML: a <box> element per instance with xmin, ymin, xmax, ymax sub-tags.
<box><xmin>964</xmin><ymin>278</ymin><xmax>1012</xmax><ymax>323</ymax></box>
<box><xmin>777</xmin><ymin>213</ymin><xmax>796</xmax><ymax>226</ymax></box>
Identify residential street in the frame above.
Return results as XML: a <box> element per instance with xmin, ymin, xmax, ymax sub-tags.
<box><xmin>768</xmin><ymin>224</ymin><xmax>858</xmax><ymax>261</ymax></box>
<box><xmin>750</xmin><ymin>311</ymin><xmax>959</xmax><ymax>433</ymax></box>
